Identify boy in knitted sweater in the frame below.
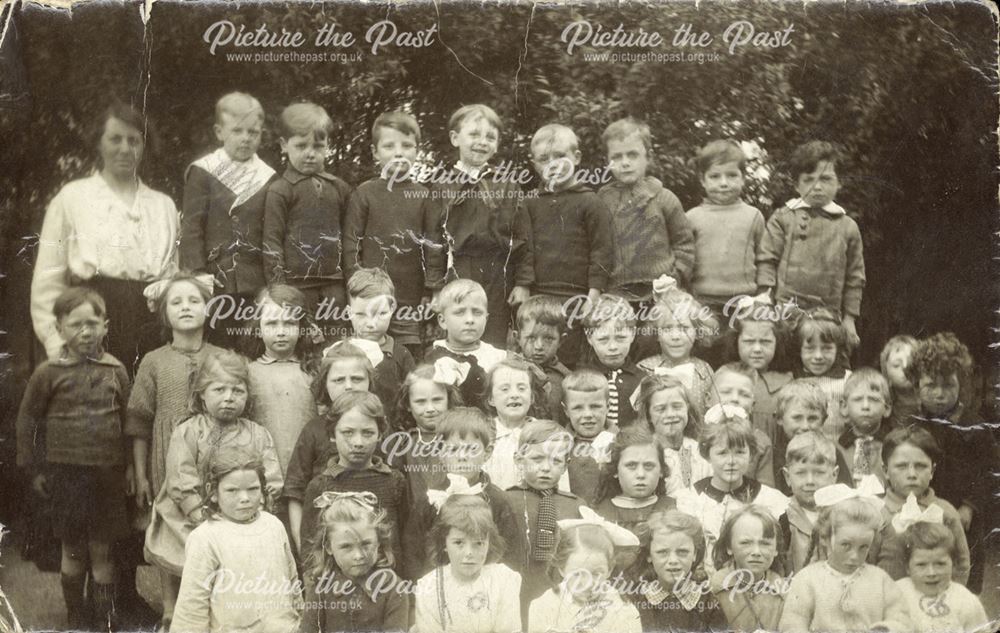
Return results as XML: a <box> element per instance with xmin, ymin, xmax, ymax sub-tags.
<box><xmin>686</xmin><ymin>140</ymin><xmax>765</xmax><ymax>336</ymax></box>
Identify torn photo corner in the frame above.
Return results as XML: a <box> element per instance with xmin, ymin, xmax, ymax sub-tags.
<box><xmin>0</xmin><ymin>0</ymin><xmax>998</xmax><ymax>632</ymax></box>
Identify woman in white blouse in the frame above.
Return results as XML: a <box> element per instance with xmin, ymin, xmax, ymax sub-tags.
<box><xmin>31</xmin><ymin>102</ymin><xmax>179</xmax><ymax>372</ymax></box>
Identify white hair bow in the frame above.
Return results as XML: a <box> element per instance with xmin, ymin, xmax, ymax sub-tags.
<box><xmin>589</xmin><ymin>431</ymin><xmax>615</xmax><ymax>466</ymax></box>
<box><xmin>734</xmin><ymin>292</ymin><xmax>774</xmax><ymax>312</ymax></box>
<box><xmin>142</xmin><ymin>273</ymin><xmax>216</xmax><ymax>312</ymax></box>
<box><xmin>891</xmin><ymin>493</ymin><xmax>944</xmax><ymax>533</ymax></box>
<box><xmin>314</xmin><ymin>490</ymin><xmax>379</xmax><ymax>511</ymax></box>
<box><xmin>652</xmin><ymin>274</ymin><xmax>679</xmax><ymax>299</ymax></box>
<box><xmin>652</xmin><ymin>362</ymin><xmax>695</xmax><ymax>390</ymax></box>
<box><xmin>557</xmin><ymin>507</ymin><xmax>640</xmax><ymax>547</ymax></box>
<box><xmin>432</xmin><ymin>357</ymin><xmax>470</xmax><ymax>387</ymax></box>
<box><xmin>426</xmin><ymin>473</ymin><xmax>484</xmax><ymax>511</ymax></box>
<box><xmin>814</xmin><ymin>474</ymin><xmax>885</xmax><ymax>509</ymax></box>
<box><xmin>703</xmin><ymin>403</ymin><xmax>750</xmax><ymax>426</ymax></box>
<box><xmin>325</xmin><ymin>338</ymin><xmax>384</xmax><ymax>367</ymax></box>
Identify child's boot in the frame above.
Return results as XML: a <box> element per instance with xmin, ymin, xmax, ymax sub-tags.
<box><xmin>91</xmin><ymin>581</ymin><xmax>118</xmax><ymax>632</ymax></box>
<box><xmin>60</xmin><ymin>572</ymin><xmax>87</xmax><ymax>630</ymax></box>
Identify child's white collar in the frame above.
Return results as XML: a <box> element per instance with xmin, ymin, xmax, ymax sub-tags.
<box><xmin>786</xmin><ymin>197</ymin><xmax>846</xmax><ymax>215</ymax></box>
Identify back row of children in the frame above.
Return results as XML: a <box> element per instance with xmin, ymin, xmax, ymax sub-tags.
<box><xmin>17</xmin><ymin>267</ymin><xmax>994</xmax><ymax>633</ymax></box>
<box><xmin>177</xmin><ymin>91</ymin><xmax>861</xmax><ymax>362</ymax></box>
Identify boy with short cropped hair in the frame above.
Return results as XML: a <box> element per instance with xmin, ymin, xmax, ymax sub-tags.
<box><xmin>523</xmin><ymin>123</ymin><xmax>613</xmax><ymax>367</ymax></box>
<box><xmin>338</xmin><ymin>267</ymin><xmax>415</xmax><ymax>421</ymax></box>
<box><xmin>425</xmin><ymin>104</ymin><xmax>531</xmax><ymax>347</ymax></box>
<box><xmin>562</xmin><ymin>369</ymin><xmax>614</xmax><ymax>506</ymax></box>
<box><xmin>17</xmin><ymin>287</ymin><xmax>131</xmax><ymax>629</ymax></box>
<box><xmin>424</xmin><ymin>278</ymin><xmax>506</xmax><ymax>410</ymax></box>
<box><xmin>757</xmin><ymin>140</ymin><xmax>865</xmax><ymax>349</ymax></box>
<box><xmin>181</xmin><ymin>92</ymin><xmax>276</xmax><ymax>349</ymax></box>
<box><xmin>778</xmin><ymin>431</ymin><xmax>840</xmax><ymax>572</ymax></box>
<box><xmin>581</xmin><ymin>293</ymin><xmax>643</xmax><ymax>428</ymax></box>
<box><xmin>838</xmin><ymin>368</ymin><xmax>893</xmax><ymax>486</ymax></box>
<box><xmin>771</xmin><ymin>379</ymin><xmax>853</xmax><ymax>496</ymax></box>
<box><xmin>343</xmin><ymin>111</ymin><xmax>432</xmax><ymax>357</ymax></box>
<box><xmin>514</xmin><ymin>295</ymin><xmax>570</xmax><ymax>418</ymax></box>
<box><xmin>263</xmin><ymin>102</ymin><xmax>353</xmax><ymax>339</ymax></box>
<box><xmin>401</xmin><ymin>406</ymin><xmax>523</xmax><ymax>580</ymax></box>
<box><xmin>504</xmin><ymin>419</ymin><xmax>584</xmax><ymax>625</ymax></box>
<box><xmin>598</xmin><ymin>117</ymin><xmax>694</xmax><ymax>299</ymax></box>
<box><xmin>686</xmin><ymin>140</ymin><xmax>766</xmax><ymax>327</ymax></box>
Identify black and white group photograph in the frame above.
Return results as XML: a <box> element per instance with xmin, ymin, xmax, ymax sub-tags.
<box><xmin>0</xmin><ymin>0</ymin><xmax>997</xmax><ymax>631</ymax></box>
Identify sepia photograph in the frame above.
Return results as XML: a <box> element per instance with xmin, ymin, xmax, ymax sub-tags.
<box><xmin>0</xmin><ymin>0</ymin><xmax>997</xmax><ymax>631</ymax></box>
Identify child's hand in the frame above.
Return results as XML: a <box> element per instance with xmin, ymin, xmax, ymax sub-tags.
<box><xmin>135</xmin><ymin>476</ymin><xmax>154</xmax><ymax>509</ymax></box>
<box><xmin>842</xmin><ymin>316</ymin><xmax>860</xmax><ymax>349</ymax></box>
<box><xmin>125</xmin><ymin>463</ymin><xmax>136</xmax><ymax>496</ymax></box>
<box><xmin>958</xmin><ymin>504</ymin><xmax>973</xmax><ymax>531</ymax></box>
<box><xmin>508</xmin><ymin>285</ymin><xmax>530</xmax><ymax>307</ymax></box>
<box><xmin>586</xmin><ymin>288</ymin><xmax>601</xmax><ymax>311</ymax></box>
<box><xmin>32</xmin><ymin>473</ymin><xmax>49</xmax><ymax>498</ymax></box>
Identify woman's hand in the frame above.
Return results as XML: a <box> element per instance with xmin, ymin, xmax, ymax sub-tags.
<box><xmin>135</xmin><ymin>476</ymin><xmax>154</xmax><ymax>509</ymax></box>
<box><xmin>958</xmin><ymin>504</ymin><xmax>973</xmax><ymax>531</ymax></box>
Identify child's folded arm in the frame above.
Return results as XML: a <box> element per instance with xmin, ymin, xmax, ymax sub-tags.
<box><xmin>166</xmin><ymin>424</ymin><xmax>204</xmax><ymax>514</ymax></box>
<box><xmin>342</xmin><ymin>187</ymin><xmax>368</xmax><ymax>276</ymax></box>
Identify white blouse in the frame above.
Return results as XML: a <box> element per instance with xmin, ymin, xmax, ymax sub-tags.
<box><xmin>31</xmin><ymin>174</ymin><xmax>179</xmax><ymax>358</ymax></box>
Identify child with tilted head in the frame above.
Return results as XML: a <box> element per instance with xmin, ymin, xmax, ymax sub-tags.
<box><xmin>674</xmin><ymin>412</ymin><xmax>788</xmax><ymax>574</ymax></box>
<box><xmin>779</xmin><ymin>492</ymin><xmax>910</xmax><ymax>632</ymax></box>
<box><xmin>904</xmin><ymin>332</ymin><xmax>995</xmax><ymax>592</ymax></box>
<box><xmin>425</xmin><ymin>104</ymin><xmax>531</xmax><ymax>347</ymax></box>
<box><xmin>425</xmin><ymin>278</ymin><xmax>507</xmax><ymax>410</ymax></box>
<box><xmin>709</xmin><ymin>505</ymin><xmax>787</xmax><ymax>632</ymax></box>
<box><xmin>414</xmin><ymin>495</ymin><xmax>522</xmax><ymax>633</ymax></box>
<box><xmin>634</xmin><ymin>375</ymin><xmax>712</xmax><ymax>495</ymax></box>
<box><xmin>562</xmin><ymin>369</ymin><xmax>616</xmax><ymax>506</ymax></box>
<box><xmin>180</xmin><ymin>92</ymin><xmax>275</xmax><ymax>350</ymax></box>
<box><xmin>402</xmin><ymin>406</ymin><xmax>522</xmax><ymax>581</ymax></box>
<box><xmin>300</xmin><ymin>492</ymin><xmax>409</xmax><ymax>633</ymax></box>
<box><xmin>514</xmin><ymin>295</ymin><xmax>571</xmax><ymax>417</ymax></box>
<box><xmin>582</xmin><ymin>293</ymin><xmax>643</xmax><ymax>427</ymax></box>
<box><xmin>875</xmin><ymin>426</ymin><xmax>971</xmax><ymax>584</ymax></box>
<box><xmin>504</xmin><ymin>420</ymin><xmax>585</xmax><ymax>622</ymax></box>
<box><xmin>263</xmin><ymin>102</ymin><xmax>353</xmax><ymax>334</ymax></box>
<box><xmin>895</xmin><ymin>522</ymin><xmax>988</xmax><ymax>633</ymax></box>
<box><xmin>880</xmin><ymin>334</ymin><xmax>919</xmax><ymax>428</ymax></box>
<box><xmin>528</xmin><ymin>513</ymin><xmax>642</xmax><ymax>633</ymax></box>
<box><xmin>343</xmin><ymin>111</ymin><xmax>432</xmax><ymax>356</ymax></box>
<box><xmin>524</xmin><ymin>123</ymin><xmax>614</xmax><ymax>367</ymax></box>
<box><xmin>593</xmin><ymin>426</ymin><xmax>675</xmax><ymax>570</ymax></box>
<box><xmin>171</xmin><ymin>447</ymin><xmax>299</xmax><ymax>633</ymax></box>
<box><xmin>298</xmin><ymin>391</ymin><xmax>408</xmax><ymax>567</ymax></box>
<box><xmin>482</xmin><ymin>357</ymin><xmax>560</xmax><ymax>491</ymax></box>
<box><xmin>627</xmin><ymin>510</ymin><xmax>727</xmax><ymax>633</ymax></box>
<box><xmin>778</xmin><ymin>431</ymin><xmax>841</xmax><ymax>573</ymax></box>
<box><xmin>283</xmin><ymin>342</ymin><xmax>374</xmax><ymax>552</ymax></box>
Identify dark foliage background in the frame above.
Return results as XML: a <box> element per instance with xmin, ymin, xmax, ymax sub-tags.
<box><xmin>1</xmin><ymin>0</ymin><xmax>997</xmax><ymax>499</ymax></box>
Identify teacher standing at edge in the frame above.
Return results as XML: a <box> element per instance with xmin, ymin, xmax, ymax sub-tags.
<box><xmin>30</xmin><ymin>102</ymin><xmax>180</xmax><ymax>374</ymax></box>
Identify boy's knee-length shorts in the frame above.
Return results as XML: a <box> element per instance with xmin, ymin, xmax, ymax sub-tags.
<box><xmin>48</xmin><ymin>463</ymin><xmax>129</xmax><ymax>543</ymax></box>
